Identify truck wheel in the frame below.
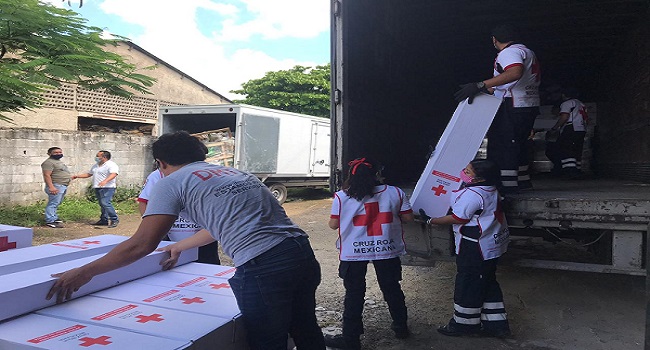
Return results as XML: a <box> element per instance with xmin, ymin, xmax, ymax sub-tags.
<box><xmin>268</xmin><ymin>183</ymin><xmax>287</xmax><ymax>204</ymax></box>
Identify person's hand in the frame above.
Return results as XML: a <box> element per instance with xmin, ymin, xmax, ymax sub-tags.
<box><xmin>46</xmin><ymin>267</ymin><xmax>93</xmax><ymax>303</ymax></box>
<box><xmin>417</xmin><ymin>208</ymin><xmax>432</xmax><ymax>225</ymax></box>
<box><xmin>71</xmin><ymin>175</ymin><xmax>77</xmax><ymax>180</ymax></box>
<box><xmin>98</xmin><ymin>181</ymin><xmax>106</xmax><ymax>187</ymax></box>
<box><xmin>157</xmin><ymin>244</ymin><xmax>182</xmax><ymax>270</ymax></box>
<box><xmin>48</xmin><ymin>186</ymin><xmax>59</xmax><ymax>195</ymax></box>
<box><xmin>454</xmin><ymin>82</ymin><xmax>488</xmax><ymax>104</ymax></box>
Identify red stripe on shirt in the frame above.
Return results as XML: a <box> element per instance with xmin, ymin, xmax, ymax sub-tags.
<box><xmin>503</xmin><ymin>63</ymin><xmax>523</xmax><ymax>71</ymax></box>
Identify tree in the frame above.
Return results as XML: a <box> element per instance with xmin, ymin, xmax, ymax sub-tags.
<box><xmin>0</xmin><ymin>0</ymin><xmax>155</xmax><ymax>121</ymax></box>
<box><xmin>232</xmin><ymin>64</ymin><xmax>330</xmax><ymax>118</ymax></box>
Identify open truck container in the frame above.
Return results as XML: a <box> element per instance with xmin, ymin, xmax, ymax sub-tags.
<box><xmin>331</xmin><ymin>0</ymin><xmax>650</xmax><ymax>274</ymax></box>
<box><xmin>159</xmin><ymin>104</ymin><xmax>330</xmax><ymax>203</ymax></box>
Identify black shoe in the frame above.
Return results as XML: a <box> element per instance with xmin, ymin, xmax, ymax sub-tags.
<box><xmin>53</xmin><ymin>219</ymin><xmax>63</xmax><ymax>223</ymax></box>
<box><xmin>391</xmin><ymin>322</ymin><xmax>411</xmax><ymax>339</ymax></box>
<box><xmin>437</xmin><ymin>324</ymin><xmax>479</xmax><ymax>337</ymax></box>
<box><xmin>93</xmin><ymin>220</ymin><xmax>109</xmax><ymax>226</ymax></box>
<box><xmin>323</xmin><ymin>334</ymin><xmax>361</xmax><ymax>350</ymax></box>
<box><xmin>108</xmin><ymin>221</ymin><xmax>119</xmax><ymax>228</ymax></box>
<box><xmin>45</xmin><ymin>222</ymin><xmax>63</xmax><ymax>228</ymax></box>
<box><xmin>480</xmin><ymin>328</ymin><xmax>512</xmax><ymax>339</ymax></box>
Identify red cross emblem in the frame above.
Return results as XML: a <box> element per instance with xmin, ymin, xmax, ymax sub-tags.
<box><xmin>494</xmin><ymin>200</ymin><xmax>505</xmax><ymax>224</ymax></box>
<box><xmin>135</xmin><ymin>313</ymin><xmax>164</xmax><ymax>323</ymax></box>
<box><xmin>209</xmin><ymin>283</ymin><xmax>230</xmax><ymax>290</ymax></box>
<box><xmin>0</xmin><ymin>236</ymin><xmax>17</xmax><ymax>252</ymax></box>
<box><xmin>79</xmin><ymin>336</ymin><xmax>112</xmax><ymax>347</ymax></box>
<box><xmin>353</xmin><ymin>202</ymin><xmax>393</xmax><ymax>236</ymax></box>
<box><xmin>181</xmin><ymin>297</ymin><xmax>205</xmax><ymax>304</ymax></box>
<box><xmin>431</xmin><ymin>185</ymin><xmax>447</xmax><ymax>196</ymax></box>
<box><xmin>83</xmin><ymin>240</ymin><xmax>100</xmax><ymax>245</ymax></box>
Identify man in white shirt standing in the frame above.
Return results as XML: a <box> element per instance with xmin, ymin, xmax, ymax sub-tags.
<box><xmin>73</xmin><ymin>150</ymin><xmax>120</xmax><ymax>227</ymax></box>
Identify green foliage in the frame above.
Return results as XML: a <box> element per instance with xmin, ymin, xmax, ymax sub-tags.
<box><xmin>84</xmin><ymin>184</ymin><xmax>141</xmax><ymax>203</ymax></box>
<box><xmin>0</xmin><ymin>195</ymin><xmax>138</xmax><ymax>227</ymax></box>
<box><xmin>0</xmin><ymin>0</ymin><xmax>156</xmax><ymax>121</ymax></box>
<box><xmin>232</xmin><ymin>64</ymin><xmax>331</xmax><ymax>118</ymax></box>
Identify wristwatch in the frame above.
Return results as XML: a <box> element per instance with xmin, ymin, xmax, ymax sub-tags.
<box><xmin>476</xmin><ymin>82</ymin><xmax>486</xmax><ymax>90</ymax></box>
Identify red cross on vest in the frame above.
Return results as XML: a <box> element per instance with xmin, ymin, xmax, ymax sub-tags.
<box><xmin>79</xmin><ymin>336</ymin><xmax>112</xmax><ymax>347</ymax></box>
<box><xmin>209</xmin><ymin>283</ymin><xmax>230</xmax><ymax>290</ymax></box>
<box><xmin>0</xmin><ymin>236</ymin><xmax>17</xmax><ymax>252</ymax></box>
<box><xmin>135</xmin><ymin>313</ymin><xmax>164</xmax><ymax>323</ymax></box>
<box><xmin>181</xmin><ymin>297</ymin><xmax>206</xmax><ymax>304</ymax></box>
<box><xmin>353</xmin><ymin>202</ymin><xmax>393</xmax><ymax>236</ymax></box>
<box><xmin>431</xmin><ymin>185</ymin><xmax>447</xmax><ymax>196</ymax></box>
<box><xmin>83</xmin><ymin>240</ymin><xmax>100</xmax><ymax>245</ymax></box>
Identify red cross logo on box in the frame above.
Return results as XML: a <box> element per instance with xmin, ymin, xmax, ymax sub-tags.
<box><xmin>181</xmin><ymin>297</ymin><xmax>206</xmax><ymax>304</ymax></box>
<box><xmin>83</xmin><ymin>240</ymin><xmax>100</xmax><ymax>245</ymax></box>
<box><xmin>209</xmin><ymin>283</ymin><xmax>230</xmax><ymax>290</ymax></box>
<box><xmin>431</xmin><ymin>185</ymin><xmax>447</xmax><ymax>196</ymax></box>
<box><xmin>79</xmin><ymin>336</ymin><xmax>112</xmax><ymax>347</ymax></box>
<box><xmin>353</xmin><ymin>202</ymin><xmax>393</xmax><ymax>236</ymax></box>
<box><xmin>135</xmin><ymin>313</ymin><xmax>164</xmax><ymax>323</ymax></box>
<box><xmin>0</xmin><ymin>236</ymin><xmax>17</xmax><ymax>252</ymax></box>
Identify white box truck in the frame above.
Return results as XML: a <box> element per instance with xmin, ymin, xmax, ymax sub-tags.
<box><xmin>158</xmin><ymin>104</ymin><xmax>330</xmax><ymax>203</ymax></box>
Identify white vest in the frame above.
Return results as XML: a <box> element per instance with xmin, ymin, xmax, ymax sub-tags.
<box><xmin>331</xmin><ymin>185</ymin><xmax>412</xmax><ymax>261</ymax></box>
<box><xmin>450</xmin><ymin>186</ymin><xmax>509</xmax><ymax>260</ymax></box>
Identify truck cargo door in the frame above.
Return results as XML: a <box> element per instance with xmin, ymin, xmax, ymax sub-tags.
<box><xmin>238</xmin><ymin>113</ymin><xmax>280</xmax><ymax>174</ymax></box>
<box><xmin>310</xmin><ymin>122</ymin><xmax>331</xmax><ymax>176</ymax></box>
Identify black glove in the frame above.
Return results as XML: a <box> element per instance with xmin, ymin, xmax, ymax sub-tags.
<box><xmin>454</xmin><ymin>82</ymin><xmax>487</xmax><ymax>104</ymax></box>
<box><xmin>418</xmin><ymin>208</ymin><xmax>431</xmax><ymax>225</ymax></box>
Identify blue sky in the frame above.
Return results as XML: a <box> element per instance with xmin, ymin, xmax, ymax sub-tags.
<box><xmin>46</xmin><ymin>0</ymin><xmax>330</xmax><ymax>99</ymax></box>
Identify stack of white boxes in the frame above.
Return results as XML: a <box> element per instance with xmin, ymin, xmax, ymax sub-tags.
<box><xmin>0</xmin><ymin>224</ymin><xmax>33</xmax><ymax>252</ymax></box>
<box><xmin>0</xmin><ymin>235</ymin><xmax>249</xmax><ymax>350</ymax></box>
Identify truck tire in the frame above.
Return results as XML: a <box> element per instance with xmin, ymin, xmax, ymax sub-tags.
<box><xmin>268</xmin><ymin>183</ymin><xmax>287</xmax><ymax>204</ymax></box>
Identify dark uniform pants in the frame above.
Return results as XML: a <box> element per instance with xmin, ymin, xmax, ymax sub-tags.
<box><xmin>448</xmin><ymin>226</ymin><xmax>510</xmax><ymax>334</ymax></box>
<box><xmin>487</xmin><ymin>99</ymin><xmax>539</xmax><ymax>192</ymax></box>
<box><xmin>339</xmin><ymin>257</ymin><xmax>408</xmax><ymax>337</ymax></box>
<box><xmin>546</xmin><ymin>124</ymin><xmax>586</xmax><ymax>174</ymax></box>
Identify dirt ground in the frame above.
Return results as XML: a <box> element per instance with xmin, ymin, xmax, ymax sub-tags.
<box><xmin>32</xmin><ymin>193</ymin><xmax>646</xmax><ymax>350</ymax></box>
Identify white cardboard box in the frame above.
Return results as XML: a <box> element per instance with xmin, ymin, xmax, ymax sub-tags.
<box><xmin>133</xmin><ymin>270</ymin><xmax>234</xmax><ymax>297</ymax></box>
<box><xmin>0</xmin><ymin>313</ymin><xmax>190</xmax><ymax>349</ymax></box>
<box><xmin>91</xmin><ymin>281</ymin><xmax>241</xmax><ymax>320</ymax></box>
<box><xmin>36</xmin><ymin>296</ymin><xmax>246</xmax><ymax>350</ymax></box>
<box><xmin>0</xmin><ymin>242</ymin><xmax>198</xmax><ymax>322</ymax></box>
<box><xmin>0</xmin><ymin>224</ymin><xmax>33</xmax><ymax>252</ymax></box>
<box><xmin>411</xmin><ymin>95</ymin><xmax>503</xmax><ymax>218</ymax></box>
<box><xmin>171</xmin><ymin>262</ymin><xmax>237</xmax><ymax>279</ymax></box>
<box><xmin>0</xmin><ymin>234</ymin><xmax>128</xmax><ymax>276</ymax></box>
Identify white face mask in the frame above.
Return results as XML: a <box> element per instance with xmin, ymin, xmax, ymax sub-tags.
<box><xmin>95</xmin><ymin>157</ymin><xmax>102</xmax><ymax>163</ymax></box>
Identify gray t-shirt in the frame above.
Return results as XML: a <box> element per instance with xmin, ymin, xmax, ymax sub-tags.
<box><xmin>144</xmin><ymin>161</ymin><xmax>306</xmax><ymax>266</ymax></box>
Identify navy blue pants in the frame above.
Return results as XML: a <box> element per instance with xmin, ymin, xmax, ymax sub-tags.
<box><xmin>228</xmin><ymin>236</ymin><xmax>325</xmax><ymax>350</ymax></box>
<box><xmin>339</xmin><ymin>257</ymin><xmax>408</xmax><ymax>337</ymax></box>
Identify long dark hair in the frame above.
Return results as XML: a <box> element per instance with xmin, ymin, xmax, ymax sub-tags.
<box><xmin>468</xmin><ymin>159</ymin><xmax>500</xmax><ymax>186</ymax></box>
<box><xmin>343</xmin><ymin>157</ymin><xmax>381</xmax><ymax>201</ymax></box>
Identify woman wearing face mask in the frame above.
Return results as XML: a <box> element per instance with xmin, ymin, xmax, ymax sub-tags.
<box><xmin>420</xmin><ymin>159</ymin><xmax>511</xmax><ymax>338</ymax></box>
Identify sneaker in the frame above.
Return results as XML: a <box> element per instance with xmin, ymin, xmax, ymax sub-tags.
<box><xmin>45</xmin><ymin>222</ymin><xmax>63</xmax><ymax>228</ymax></box>
<box><xmin>391</xmin><ymin>322</ymin><xmax>411</xmax><ymax>339</ymax></box>
<box><xmin>437</xmin><ymin>324</ymin><xmax>479</xmax><ymax>337</ymax></box>
<box><xmin>53</xmin><ymin>219</ymin><xmax>63</xmax><ymax>223</ymax></box>
<box><xmin>107</xmin><ymin>221</ymin><xmax>119</xmax><ymax>228</ymax></box>
<box><xmin>323</xmin><ymin>334</ymin><xmax>361</xmax><ymax>350</ymax></box>
<box><xmin>92</xmin><ymin>220</ymin><xmax>109</xmax><ymax>226</ymax></box>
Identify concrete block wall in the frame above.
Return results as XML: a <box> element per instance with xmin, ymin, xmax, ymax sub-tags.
<box><xmin>0</xmin><ymin>128</ymin><xmax>155</xmax><ymax>206</ymax></box>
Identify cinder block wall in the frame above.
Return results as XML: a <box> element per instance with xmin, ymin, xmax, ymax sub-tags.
<box><xmin>0</xmin><ymin>128</ymin><xmax>155</xmax><ymax>206</ymax></box>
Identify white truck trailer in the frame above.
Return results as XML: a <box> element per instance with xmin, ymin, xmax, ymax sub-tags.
<box><xmin>158</xmin><ymin>104</ymin><xmax>330</xmax><ymax>203</ymax></box>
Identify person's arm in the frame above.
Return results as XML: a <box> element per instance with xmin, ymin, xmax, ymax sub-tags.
<box><xmin>98</xmin><ymin>173</ymin><xmax>118</xmax><ymax>188</ymax></box>
<box><xmin>399</xmin><ymin>212</ymin><xmax>415</xmax><ymax>222</ymax></box>
<box><xmin>551</xmin><ymin>113</ymin><xmax>570</xmax><ymax>131</ymax></box>
<box><xmin>138</xmin><ymin>201</ymin><xmax>148</xmax><ymax>216</ymax></box>
<box><xmin>42</xmin><ymin>170</ymin><xmax>58</xmax><ymax>195</ymax></box>
<box><xmin>428</xmin><ymin>214</ymin><xmax>465</xmax><ymax>225</ymax></box>
<box><xmin>157</xmin><ymin>229</ymin><xmax>216</xmax><ymax>270</ymax></box>
<box><xmin>329</xmin><ymin>218</ymin><xmax>340</xmax><ymax>230</ymax></box>
<box><xmin>482</xmin><ymin>65</ymin><xmax>524</xmax><ymax>89</ymax></box>
<box><xmin>46</xmin><ymin>214</ymin><xmax>177</xmax><ymax>303</ymax></box>
<box><xmin>72</xmin><ymin>173</ymin><xmax>92</xmax><ymax>180</ymax></box>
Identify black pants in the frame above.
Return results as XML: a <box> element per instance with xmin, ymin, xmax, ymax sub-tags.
<box><xmin>339</xmin><ymin>257</ymin><xmax>408</xmax><ymax>337</ymax></box>
<box><xmin>545</xmin><ymin>125</ymin><xmax>586</xmax><ymax>174</ymax></box>
<box><xmin>448</xmin><ymin>226</ymin><xmax>509</xmax><ymax>334</ymax></box>
<box><xmin>487</xmin><ymin>99</ymin><xmax>539</xmax><ymax>192</ymax></box>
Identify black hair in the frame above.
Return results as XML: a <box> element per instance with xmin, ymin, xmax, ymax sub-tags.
<box><xmin>468</xmin><ymin>159</ymin><xmax>500</xmax><ymax>186</ymax></box>
<box><xmin>561</xmin><ymin>87</ymin><xmax>579</xmax><ymax>99</ymax></box>
<box><xmin>99</xmin><ymin>150</ymin><xmax>111</xmax><ymax>160</ymax></box>
<box><xmin>47</xmin><ymin>147</ymin><xmax>61</xmax><ymax>154</ymax></box>
<box><xmin>152</xmin><ymin>131</ymin><xmax>207</xmax><ymax>166</ymax></box>
<box><xmin>491</xmin><ymin>24</ymin><xmax>520</xmax><ymax>43</ymax></box>
<box><xmin>343</xmin><ymin>157</ymin><xmax>381</xmax><ymax>201</ymax></box>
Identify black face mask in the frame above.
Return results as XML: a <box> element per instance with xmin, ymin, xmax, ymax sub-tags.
<box><xmin>51</xmin><ymin>154</ymin><xmax>63</xmax><ymax>160</ymax></box>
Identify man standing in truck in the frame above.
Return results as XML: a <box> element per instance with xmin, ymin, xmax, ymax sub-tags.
<box><xmin>454</xmin><ymin>24</ymin><xmax>541</xmax><ymax>194</ymax></box>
